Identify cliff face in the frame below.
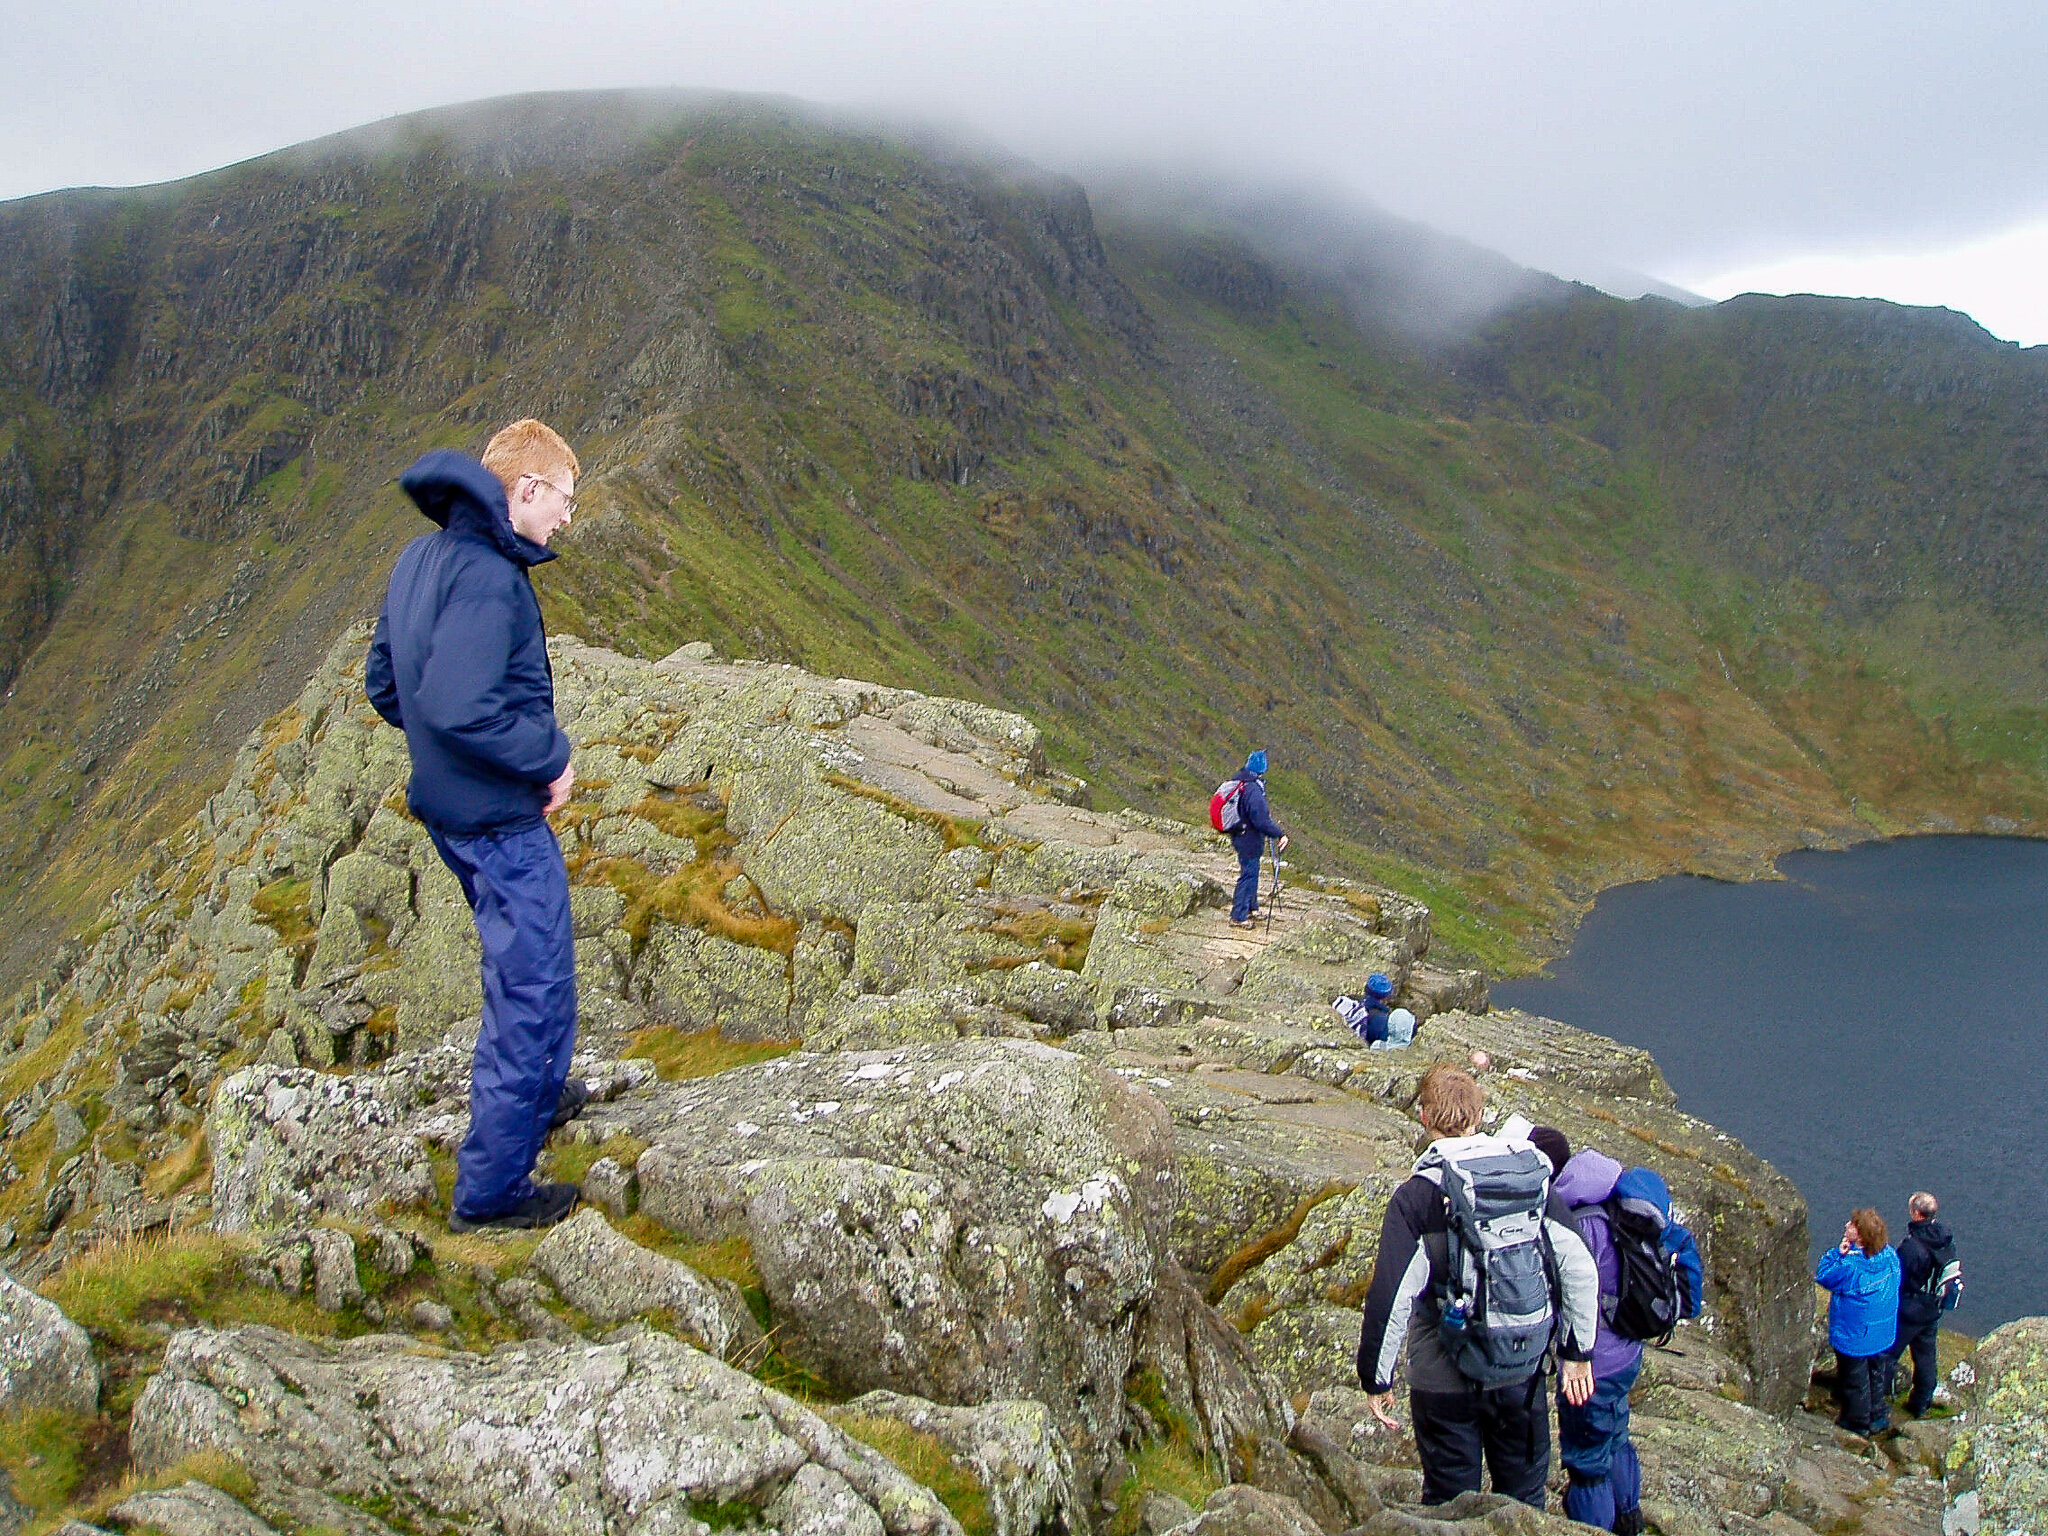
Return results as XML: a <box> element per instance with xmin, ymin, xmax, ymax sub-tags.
<box><xmin>3</xmin><ymin>93</ymin><xmax>2048</xmax><ymax>1001</ymax></box>
<box><xmin>0</xmin><ymin>635</ymin><xmax>2001</xmax><ymax>1534</ymax></box>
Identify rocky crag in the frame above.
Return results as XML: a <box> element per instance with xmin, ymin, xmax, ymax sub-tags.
<box><xmin>0</xmin><ymin>634</ymin><xmax>2030</xmax><ymax>1534</ymax></box>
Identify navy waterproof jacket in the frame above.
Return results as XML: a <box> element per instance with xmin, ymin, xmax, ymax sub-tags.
<box><xmin>1230</xmin><ymin>771</ymin><xmax>1287</xmax><ymax>844</ymax></box>
<box><xmin>366</xmin><ymin>451</ymin><xmax>572</xmax><ymax>835</ymax></box>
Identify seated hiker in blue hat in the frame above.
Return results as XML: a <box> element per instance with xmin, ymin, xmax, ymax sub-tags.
<box><xmin>1335</xmin><ymin>972</ymin><xmax>1398</xmax><ymax>1043</ymax></box>
<box><xmin>1210</xmin><ymin>749</ymin><xmax>1288</xmax><ymax>928</ymax></box>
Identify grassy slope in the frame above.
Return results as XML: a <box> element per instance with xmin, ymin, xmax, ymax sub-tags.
<box><xmin>1</xmin><ymin>95</ymin><xmax>2044</xmax><ymax>994</ymax></box>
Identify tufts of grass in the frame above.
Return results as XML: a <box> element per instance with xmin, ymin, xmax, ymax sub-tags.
<box><xmin>142</xmin><ymin>1126</ymin><xmax>211</xmax><ymax>1199</ymax></box>
<box><xmin>1</xmin><ymin>1014</ymin><xmax>83</xmax><ymax>1104</ymax></box>
<box><xmin>0</xmin><ymin>1408</ymin><xmax>96</xmax><ymax>1517</ymax></box>
<box><xmin>825</xmin><ymin>1410</ymin><xmax>993</xmax><ymax>1536</ymax></box>
<box><xmin>623</xmin><ymin>1026</ymin><xmax>798</xmax><ymax>1081</ymax></box>
<box><xmin>587</xmin><ymin>853</ymin><xmax>801</xmax><ymax>956</ymax></box>
<box><xmin>976</xmin><ymin>907</ymin><xmax>1097</xmax><ymax>973</ymax></box>
<box><xmin>248</xmin><ymin>877</ymin><xmax>316</xmax><ymax>960</ymax></box>
<box><xmin>1109</xmin><ymin>1370</ymin><xmax>1220</xmax><ymax>1536</ymax></box>
<box><xmin>72</xmin><ymin>1449</ymin><xmax>258</xmax><ymax>1529</ymax></box>
<box><xmin>823</xmin><ymin>774</ymin><xmax>987</xmax><ymax>851</ymax></box>
<box><xmin>1205</xmin><ymin>1180</ymin><xmax>1355</xmax><ymax>1305</ymax></box>
<box><xmin>39</xmin><ymin>1231</ymin><xmax>335</xmax><ymax>1355</ymax></box>
<box><xmin>543</xmin><ymin>1133</ymin><xmax>650</xmax><ymax>1186</ymax></box>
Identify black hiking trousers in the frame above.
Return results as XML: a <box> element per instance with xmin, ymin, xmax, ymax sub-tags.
<box><xmin>1888</xmin><ymin>1309</ymin><xmax>1941</xmax><ymax>1415</ymax></box>
<box><xmin>1411</xmin><ymin>1373</ymin><xmax>1551</xmax><ymax>1508</ymax></box>
<box><xmin>1833</xmin><ymin>1349</ymin><xmax>1894</xmax><ymax>1435</ymax></box>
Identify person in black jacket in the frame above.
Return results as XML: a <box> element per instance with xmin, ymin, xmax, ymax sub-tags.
<box><xmin>1888</xmin><ymin>1192</ymin><xmax>1957</xmax><ymax>1417</ymax></box>
<box><xmin>1356</xmin><ymin>1066</ymin><xmax>1601</xmax><ymax>1509</ymax></box>
<box><xmin>366</xmin><ymin>420</ymin><xmax>584</xmax><ymax>1232</ymax></box>
<box><xmin>1227</xmin><ymin>750</ymin><xmax>1287</xmax><ymax>927</ymax></box>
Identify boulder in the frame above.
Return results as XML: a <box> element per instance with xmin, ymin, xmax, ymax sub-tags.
<box><xmin>612</xmin><ymin>1038</ymin><xmax>1179</xmax><ymax>1476</ymax></box>
<box><xmin>843</xmin><ymin>1391</ymin><xmax>1085</xmax><ymax>1536</ymax></box>
<box><xmin>1354</xmin><ymin>1490</ymin><xmax>1589</xmax><ymax>1535</ymax></box>
<box><xmin>640</xmin><ymin>922</ymin><xmax>793</xmax><ymax>1042</ymax></box>
<box><xmin>1943</xmin><ymin>1314</ymin><xmax>2048</xmax><ymax>1535</ymax></box>
<box><xmin>130</xmin><ymin>1324</ymin><xmax>964</xmax><ymax>1536</ymax></box>
<box><xmin>0</xmin><ymin>1269</ymin><xmax>99</xmax><ymax>1416</ymax></box>
<box><xmin>530</xmin><ymin>1209</ymin><xmax>760</xmax><ymax>1358</ymax></box>
<box><xmin>1159</xmin><ymin>1484</ymin><xmax>1322</xmax><ymax>1536</ymax></box>
<box><xmin>1132</xmin><ymin>1264</ymin><xmax>1293</xmax><ymax>1481</ymax></box>
<box><xmin>207</xmin><ymin>1065</ymin><xmax>437</xmax><ymax>1231</ymax></box>
<box><xmin>109</xmin><ymin>1481</ymin><xmax>283</xmax><ymax>1536</ymax></box>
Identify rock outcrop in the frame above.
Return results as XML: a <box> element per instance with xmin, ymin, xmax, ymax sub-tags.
<box><xmin>0</xmin><ymin>631</ymin><xmax>2020</xmax><ymax>1536</ymax></box>
<box><xmin>132</xmin><ymin>1323</ymin><xmax>967</xmax><ymax>1536</ymax></box>
<box><xmin>0</xmin><ymin>1268</ymin><xmax>98</xmax><ymax>1416</ymax></box>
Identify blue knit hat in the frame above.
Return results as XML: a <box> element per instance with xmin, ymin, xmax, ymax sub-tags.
<box><xmin>1365</xmin><ymin>972</ymin><xmax>1395</xmax><ymax>997</ymax></box>
<box><xmin>1246</xmin><ymin>749</ymin><xmax>1268</xmax><ymax>775</ymax></box>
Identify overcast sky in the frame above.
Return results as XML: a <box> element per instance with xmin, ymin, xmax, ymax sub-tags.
<box><xmin>7</xmin><ymin>0</ymin><xmax>2046</xmax><ymax>342</ymax></box>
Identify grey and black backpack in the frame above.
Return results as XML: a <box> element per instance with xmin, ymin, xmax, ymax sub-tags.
<box><xmin>1418</xmin><ymin>1137</ymin><xmax>1560</xmax><ymax>1385</ymax></box>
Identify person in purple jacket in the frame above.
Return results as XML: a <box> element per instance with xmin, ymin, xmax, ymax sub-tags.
<box><xmin>1550</xmin><ymin>1141</ymin><xmax>1701</xmax><ymax>1534</ymax></box>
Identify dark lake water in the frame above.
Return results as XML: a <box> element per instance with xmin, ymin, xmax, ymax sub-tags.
<box><xmin>1494</xmin><ymin>835</ymin><xmax>2048</xmax><ymax>1333</ymax></box>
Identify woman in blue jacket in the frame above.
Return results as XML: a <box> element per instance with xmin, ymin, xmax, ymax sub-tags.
<box><xmin>1815</xmin><ymin>1208</ymin><xmax>1902</xmax><ymax>1436</ymax></box>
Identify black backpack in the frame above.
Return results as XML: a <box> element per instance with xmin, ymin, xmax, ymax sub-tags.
<box><xmin>1598</xmin><ymin>1183</ymin><xmax>1695</xmax><ymax>1346</ymax></box>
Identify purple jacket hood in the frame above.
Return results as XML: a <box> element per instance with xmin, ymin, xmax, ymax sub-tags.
<box><xmin>1554</xmin><ymin>1148</ymin><xmax>1639</xmax><ymax>1379</ymax></box>
<box><xmin>1555</xmin><ymin>1148</ymin><xmax>1624</xmax><ymax>1208</ymax></box>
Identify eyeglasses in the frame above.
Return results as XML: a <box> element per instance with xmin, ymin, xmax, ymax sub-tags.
<box><xmin>521</xmin><ymin>473</ymin><xmax>577</xmax><ymax>517</ymax></box>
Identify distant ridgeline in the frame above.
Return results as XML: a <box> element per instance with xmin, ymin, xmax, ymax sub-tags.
<box><xmin>2</xmin><ymin>89</ymin><xmax>2046</xmax><ymax>992</ymax></box>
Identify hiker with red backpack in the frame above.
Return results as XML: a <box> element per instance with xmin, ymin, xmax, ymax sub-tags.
<box><xmin>1551</xmin><ymin>1138</ymin><xmax>1705</xmax><ymax>1534</ymax></box>
<box><xmin>1212</xmin><ymin>750</ymin><xmax>1288</xmax><ymax>928</ymax></box>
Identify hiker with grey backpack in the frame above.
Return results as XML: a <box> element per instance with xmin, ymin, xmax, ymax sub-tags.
<box><xmin>1211</xmin><ymin>750</ymin><xmax>1287</xmax><ymax>929</ymax></box>
<box><xmin>1355</xmin><ymin>1066</ymin><xmax>1601</xmax><ymax>1509</ymax></box>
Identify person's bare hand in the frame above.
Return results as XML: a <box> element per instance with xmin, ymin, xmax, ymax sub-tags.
<box><xmin>545</xmin><ymin>762</ymin><xmax>575</xmax><ymax>816</ymax></box>
<box><xmin>1841</xmin><ymin>1220</ymin><xmax>1859</xmax><ymax>1255</ymax></box>
<box><xmin>1366</xmin><ymin>1391</ymin><xmax>1400</xmax><ymax>1431</ymax></box>
<box><xmin>1561</xmin><ymin>1360</ymin><xmax>1595</xmax><ymax>1406</ymax></box>
<box><xmin>1277</xmin><ymin>835</ymin><xmax>1290</xmax><ymax>852</ymax></box>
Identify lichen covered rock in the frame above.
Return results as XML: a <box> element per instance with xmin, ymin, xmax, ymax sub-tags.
<box><xmin>0</xmin><ymin>1269</ymin><xmax>99</xmax><ymax>1417</ymax></box>
<box><xmin>130</xmin><ymin>1323</ymin><xmax>965</xmax><ymax>1536</ymax></box>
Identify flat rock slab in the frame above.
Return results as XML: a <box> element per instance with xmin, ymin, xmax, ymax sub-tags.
<box><xmin>130</xmin><ymin>1323</ymin><xmax>962</xmax><ymax>1536</ymax></box>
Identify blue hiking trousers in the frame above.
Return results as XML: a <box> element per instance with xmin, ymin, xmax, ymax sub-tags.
<box><xmin>1231</xmin><ymin>834</ymin><xmax>1265</xmax><ymax>921</ymax></box>
<box><xmin>428</xmin><ymin>820</ymin><xmax>578</xmax><ymax>1222</ymax></box>
<box><xmin>1559</xmin><ymin>1360</ymin><xmax>1642</xmax><ymax>1531</ymax></box>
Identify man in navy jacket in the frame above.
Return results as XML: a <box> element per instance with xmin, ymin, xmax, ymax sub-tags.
<box><xmin>367</xmin><ymin>419</ymin><xmax>583</xmax><ymax>1231</ymax></box>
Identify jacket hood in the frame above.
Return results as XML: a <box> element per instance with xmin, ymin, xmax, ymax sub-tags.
<box><xmin>1554</xmin><ymin>1148</ymin><xmax>1624</xmax><ymax>1208</ymax></box>
<box><xmin>1909</xmin><ymin>1219</ymin><xmax>1953</xmax><ymax>1247</ymax></box>
<box><xmin>400</xmin><ymin>450</ymin><xmax>557</xmax><ymax>568</ymax></box>
<box><xmin>1613</xmin><ymin>1165</ymin><xmax>1674</xmax><ymax>1222</ymax></box>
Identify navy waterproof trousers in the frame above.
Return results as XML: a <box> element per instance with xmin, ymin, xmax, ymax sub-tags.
<box><xmin>1560</xmin><ymin>1360</ymin><xmax>1642</xmax><ymax>1530</ymax></box>
<box><xmin>429</xmin><ymin>821</ymin><xmax>577</xmax><ymax>1222</ymax></box>
<box><xmin>1231</xmin><ymin>834</ymin><xmax>1265</xmax><ymax>921</ymax></box>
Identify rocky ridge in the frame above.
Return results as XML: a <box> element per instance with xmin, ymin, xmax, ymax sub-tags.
<box><xmin>0</xmin><ymin>632</ymin><xmax>2028</xmax><ymax>1534</ymax></box>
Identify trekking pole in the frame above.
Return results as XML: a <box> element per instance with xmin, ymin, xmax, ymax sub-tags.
<box><xmin>1265</xmin><ymin>842</ymin><xmax>1283</xmax><ymax>933</ymax></box>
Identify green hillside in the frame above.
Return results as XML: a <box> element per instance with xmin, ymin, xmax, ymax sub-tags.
<box><xmin>2</xmin><ymin>91</ymin><xmax>2044</xmax><ymax>992</ymax></box>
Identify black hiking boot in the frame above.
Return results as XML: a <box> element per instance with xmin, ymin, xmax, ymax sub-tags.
<box><xmin>448</xmin><ymin>1181</ymin><xmax>579</xmax><ymax>1233</ymax></box>
<box><xmin>549</xmin><ymin>1078</ymin><xmax>592</xmax><ymax>1133</ymax></box>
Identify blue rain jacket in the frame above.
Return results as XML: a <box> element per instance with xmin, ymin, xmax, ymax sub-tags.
<box><xmin>366</xmin><ymin>451</ymin><xmax>572</xmax><ymax>834</ymax></box>
<box><xmin>1816</xmin><ymin>1243</ymin><xmax>1901</xmax><ymax>1356</ymax></box>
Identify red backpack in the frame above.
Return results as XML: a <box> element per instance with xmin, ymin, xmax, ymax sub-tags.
<box><xmin>1209</xmin><ymin>777</ymin><xmax>1247</xmax><ymax>833</ymax></box>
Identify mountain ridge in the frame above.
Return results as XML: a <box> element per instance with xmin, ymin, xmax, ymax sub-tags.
<box><xmin>2</xmin><ymin>90</ymin><xmax>2044</xmax><ymax>997</ymax></box>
